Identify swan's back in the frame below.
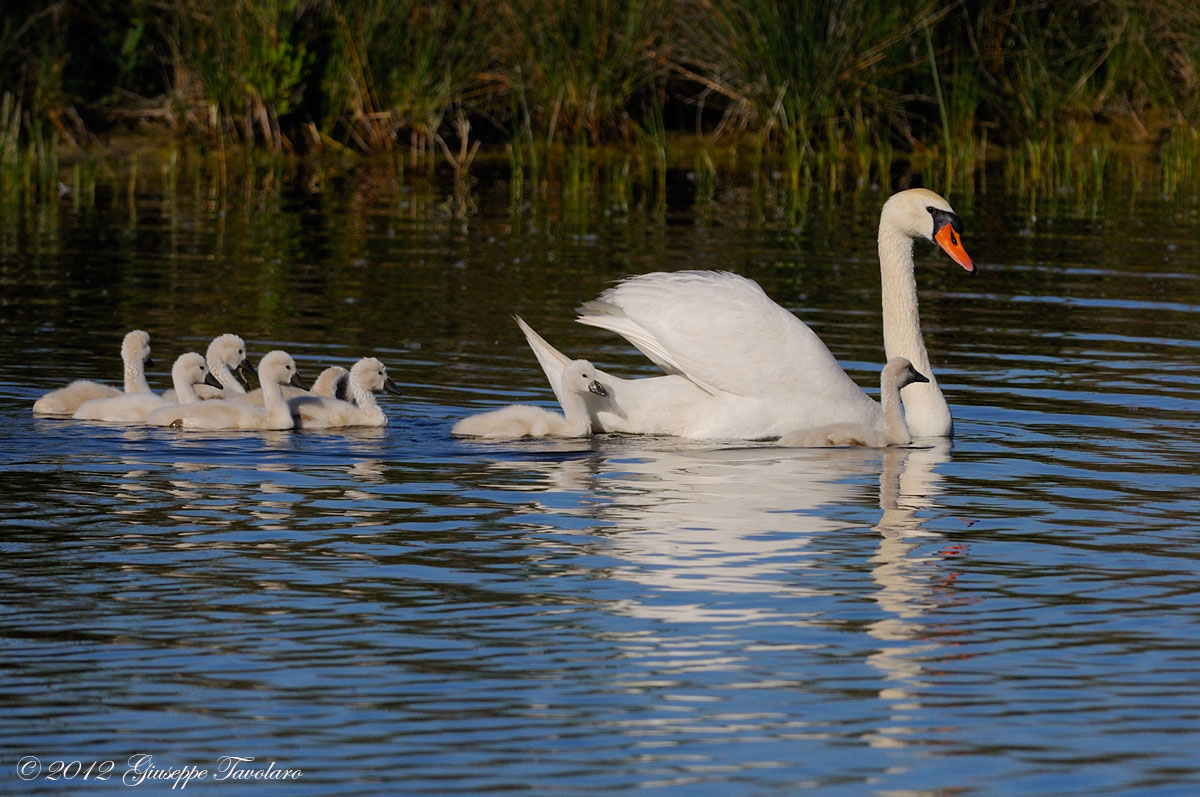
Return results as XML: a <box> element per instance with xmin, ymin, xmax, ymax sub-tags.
<box><xmin>290</xmin><ymin>394</ymin><xmax>380</xmax><ymax>429</ymax></box>
<box><xmin>452</xmin><ymin>404</ymin><xmax>568</xmax><ymax>438</ymax></box>
<box><xmin>148</xmin><ymin>399</ymin><xmax>278</xmax><ymax>430</ymax></box>
<box><xmin>33</xmin><ymin>381</ymin><xmax>121</xmax><ymax>415</ymax></box>
<box><xmin>577</xmin><ymin>271</ymin><xmax>865</xmax><ymax>405</ymax></box>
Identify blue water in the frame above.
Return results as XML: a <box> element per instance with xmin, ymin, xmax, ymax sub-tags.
<box><xmin>2</xmin><ymin>171</ymin><xmax>1200</xmax><ymax>794</ymax></box>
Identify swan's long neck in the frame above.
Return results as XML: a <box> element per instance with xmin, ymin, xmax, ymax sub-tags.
<box><xmin>879</xmin><ymin>226</ymin><xmax>952</xmax><ymax>437</ymax></box>
<box><xmin>558</xmin><ymin>391</ymin><xmax>592</xmax><ymax>437</ymax></box>
<box><xmin>350</xmin><ymin>381</ymin><xmax>384</xmax><ymax>424</ymax></box>
<box><xmin>210</xmin><ymin>358</ymin><xmax>247</xmax><ymax>395</ymax></box>
<box><xmin>124</xmin><ymin>353</ymin><xmax>150</xmax><ymax>394</ymax></box>
<box><xmin>260</xmin><ymin>375</ymin><xmax>292</xmax><ymax>427</ymax></box>
<box><xmin>880</xmin><ymin>374</ymin><xmax>911</xmax><ymax>447</ymax></box>
<box><xmin>172</xmin><ymin>372</ymin><xmax>201</xmax><ymax>406</ymax></box>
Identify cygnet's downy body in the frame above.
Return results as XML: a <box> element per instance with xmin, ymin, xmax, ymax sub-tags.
<box><xmin>33</xmin><ymin>330</ymin><xmax>153</xmax><ymax>415</ymax></box>
<box><xmin>778</xmin><ymin>357</ymin><xmax>929</xmax><ymax>448</ymax></box>
<box><xmin>453</xmin><ymin>359</ymin><xmax>608</xmax><ymax>438</ymax></box>
<box><xmin>74</xmin><ymin>352</ymin><xmax>222</xmax><ymax>423</ymax></box>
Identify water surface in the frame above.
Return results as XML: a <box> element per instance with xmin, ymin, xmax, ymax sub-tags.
<box><xmin>3</xmin><ymin>168</ymin><xmax>1200</xmax><ymax>794</ymax></box>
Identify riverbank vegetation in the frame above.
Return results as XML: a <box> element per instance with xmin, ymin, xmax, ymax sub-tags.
<box><xmin>4</xmin><ymin>0</ymin><xmax>1200</xmax><ymax>201</ymax></box>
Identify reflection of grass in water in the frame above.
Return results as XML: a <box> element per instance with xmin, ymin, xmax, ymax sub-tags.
<box><xmin>0</xmin><ymin>132</ymin><xmax>1186</xmax><ymax>238</ymax></box>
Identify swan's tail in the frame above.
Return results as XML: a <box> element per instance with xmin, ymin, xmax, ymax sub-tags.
<box><xmin>514</xmin><ymin>315</ymin><xmax>572</xmax><ymax>409</ymax></box>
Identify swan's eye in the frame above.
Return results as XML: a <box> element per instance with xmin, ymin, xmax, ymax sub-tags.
<box><xmin>926</xmin><ymin>206</ymin><xmax>935</xmax><ymax>213</ymax></box>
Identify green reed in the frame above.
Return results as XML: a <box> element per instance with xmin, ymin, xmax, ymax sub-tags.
<box><xmin>499</xmin><ymin>0</ymin><xmax>671</xmax><ymax>145</ymax></box>
<box><xmin>2</xmin><ymin>0</ymin><xmax>1200</xmax><ymax>200</ymax></box>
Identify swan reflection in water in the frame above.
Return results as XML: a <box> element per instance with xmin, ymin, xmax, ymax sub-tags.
<box><xmin>478</xmin><ymin>436</ymin><xmax>964</xmax><ymax>745</ymax></box>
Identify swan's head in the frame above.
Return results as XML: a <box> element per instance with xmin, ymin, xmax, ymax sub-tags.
<box><xmin>173</xmin><ymin>352</ymin><xmax>223</xmax><ymax>388</ymax></box>
<box><xmin>207</xmin><ymin>333</ymin><xmax>252</xmax><ymax>388</ymax></box>
<box><xmin>883</xmin><ymin>356</ymin><xmax>930</xmax><ymax>391</ymax></box>
<box><xmin>881</xmin><ymin>188</ymin><xmax>974</xmax><ymax>274</ymax></box>
<box><xmin>350</xmin><ymin>357</ymin><xmax>403</xmax><ymax>396</ymax></box>
<box><xmin>563</xmin><ymin>359</ymin><xmax>608</xmax><ymax>398</ymax></box>
<box><xmin>258</xmin><ymin>350</ymin><xmax>308</xmax><ymax>390</ymax></box>
<box><xmin>122</xmin><ymin>329</ymin><xmax>153</xmax><ymax>366</ymax></box>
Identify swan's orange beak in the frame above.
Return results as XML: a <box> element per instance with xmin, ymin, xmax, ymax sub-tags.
<box><xmin>935</xmin><ymin>224</ymin><xmax>974</xmax><ymax>273</ymax></box>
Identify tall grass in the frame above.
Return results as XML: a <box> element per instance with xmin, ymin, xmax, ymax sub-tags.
<box><xmin>2</xmin><ymin>0</ymin><xmax>1200</xmax><ymax>196</ymax></box>
<box><xmin>499</xmin><ymin>0</ymin><xmax>672</xmax><ymax>145</ymax></box>
<box><xmin>320</xmin><ymin>0</ymin><xmax>495</xmax><ymax>157</ymax></box>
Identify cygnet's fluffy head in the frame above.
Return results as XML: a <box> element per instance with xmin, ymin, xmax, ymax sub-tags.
<box><xmin>349</xmin><ymin>357</ymin><xmax>402</xmax><ymax>395</ymax></box>
<box><xmin>122</xmin><ymin>330</ymin><xmax>152</xmax><ymax>364</ymax></box>
<box><xmin>206</xmin><ymin>333</ymin><xmax>247</xmax><ymax>368</ymax></box>
<box><xmin>205</xmin><ymin>333</ymin><xmax>251</xmax><ymax>388</ymax></box>
<box><xmin>880</xmin><ymin>188</ymin><xmax>973</xmax><ymax>273</ymax></box>
<box><xmin>258</xmin><ymin>350</ymin><xmax>307</xmax><ymax>390</ymax></box>
<box><xmin>172</xmin><ymin>352</ymin><xmax>222</xmax><ymax>388</ymax></box>
<box><xmin>882</xmin><ymin>356</ymin><xmax>930</xmax><ymax>391</ymax></box>
<box><xmin>562</xmin><ymin>359</ymin><xmax>608</xmax><ymax>398</ymax></box>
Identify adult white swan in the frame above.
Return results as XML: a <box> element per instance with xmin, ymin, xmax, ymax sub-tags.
<box><xmin>524</xmin><ymin>187</ymin><xmax>972</xmax><ymax>440</ymax></box>
<box><xmin>33</xmin><ymin>330</ymin><xmax>153</xmax><ymax>415</ymax></box>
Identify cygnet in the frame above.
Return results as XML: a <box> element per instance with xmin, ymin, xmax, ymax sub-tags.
<box><xmin>452</xmin><ymin>359</ymin><xmax>607</xmax><ymax>438</ymax></box>
<box><xmin>290</xmin><ymin>358</ymin><xmax>400</xmax><ymax>429</ymax></box>
<box><xmin>778</xmin><ymin>357</ymin><xmax>929</xmax><ymax>447</ymax></box>
<box><xmin>33</xmin><ymin>330</ymin><xmax>153</xmax><ymax>415</ymax></box>
<box><xmin>163</xmin><ymin>333</ymin><xmax>251</xmax><ymax>402</ymax></box>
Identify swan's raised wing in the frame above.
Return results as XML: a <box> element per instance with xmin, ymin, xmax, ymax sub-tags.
<box><xmin>514</xmin><ymin>315</ymin><xmax>574</xmax><ymax>410</ymax></box>
<box><xmin>576</xmin><ymin>271</ymin><xmax>857</xmax><ymax>400</ymax></box>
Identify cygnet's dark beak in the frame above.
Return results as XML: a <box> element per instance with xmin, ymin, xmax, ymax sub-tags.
<box><xmin>289</xmin><ymin>371</ymin><xmax>310</xmax><ymax>391</ymax></box>
<box><xmin>588</xmin><ymin>380</ymin><xmax>608</xmax><ymax>398</ymax></box>
<box><xmin>203</xmin><ymin>371</ymin><xmax>224</xmax><ymax>389</ymax></box>
<box><xmin>910</xmin><ymin>368</ymin><xmax>930</xmax><ymax>385</ymax></box>
<box><xmin>234</xmin><ymin>360</ymin><xmax>255</xmax><ymax>390</ymax></box>
<box><xmin>383</xmin><ymin>377</ymin><xmax>403</xmax><ymax>396</ymax></box>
